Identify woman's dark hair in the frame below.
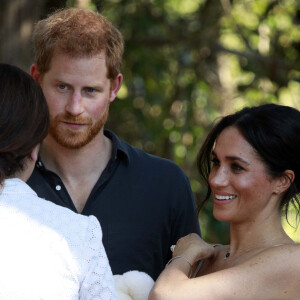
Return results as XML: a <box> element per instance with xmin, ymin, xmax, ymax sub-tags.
<box><xmin>0</xmin><ymin>63</ymin><xmax>49</xmax><ymax>184</ymax></box>
<box><xmin>197</xmin><ymin>103</ymin><xmax>300</xmax><ymax>222</ymax></box>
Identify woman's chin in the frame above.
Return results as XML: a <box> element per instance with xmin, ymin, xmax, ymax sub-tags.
<box><xmin>213</xmin><ymin>209</ymin><xmax>231</xmax><ymax>222</ymax></box>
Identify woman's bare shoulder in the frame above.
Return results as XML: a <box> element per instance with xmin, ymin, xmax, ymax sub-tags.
<box><xmin>205</xmin><ymin>243</ymin><xmax>300</xmax><ymax>298</ymax></box>
<box><xmin>243</xmin><ymin>243</ymin><xmax>300</xmax><ymax>266</ymax></box>
<box><xmin>259</xmin><ymin>243</ymin><xmax>300</xmax><ymax>257</ymax></box>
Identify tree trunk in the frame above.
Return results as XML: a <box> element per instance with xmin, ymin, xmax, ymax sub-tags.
<box><xmin>0</xmin><ymin>0</ymin><xmax>66</xmax><ymax>72</ymax></box>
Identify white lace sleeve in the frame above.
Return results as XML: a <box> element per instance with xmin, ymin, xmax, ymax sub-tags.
<box><xmin>79</xmin><ymin>216</ymin><xmax>118</xmax><ymax>300</ymax></box>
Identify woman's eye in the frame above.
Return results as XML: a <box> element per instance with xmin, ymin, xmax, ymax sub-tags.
<box><xmin>211</xmin><ymin>158</ymin><xmax>220</xmax><ymax>166</ymax></box>
<box><xmin>232</xmin><ymin>163</ymin><xmax>244</xmax><ymax>172</ymax></box>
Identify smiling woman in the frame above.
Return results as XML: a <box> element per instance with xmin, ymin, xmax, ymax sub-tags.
<box><xmin>149</xmin><ymin>103</ymin><xmax>300</xmax><ymax>300</ymax></box>
<box><xmin>198</xmin><ymin>104</ymin><xmax>299</xmax><ymax>221</ymax></box>
<box><xmin>209</xmin><ymin>126</ymin><xmax>286</xmax><ymax>224</ymax></box>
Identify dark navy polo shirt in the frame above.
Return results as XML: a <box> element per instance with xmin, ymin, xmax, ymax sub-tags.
<box><xmin>27</xmin><ymin>130</ymin><xmax>200</xmax><ymax>280</ymax></box>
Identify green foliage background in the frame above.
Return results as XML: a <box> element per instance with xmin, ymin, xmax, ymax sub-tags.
<box><xmin>5</xmin><ymin>0</ymin><xmax>299</xmax><ymax>243</ymax></box>
<box><xmin>95</xmin><ymin>0</ymin><xmax>300</xmax><ymax>244</ymax></box>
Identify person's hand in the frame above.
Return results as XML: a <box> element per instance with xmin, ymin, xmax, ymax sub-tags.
<box><xmin>172</xmin><ymin>233</ymin><xmax>215</xmax><ymax>264</ymax></box>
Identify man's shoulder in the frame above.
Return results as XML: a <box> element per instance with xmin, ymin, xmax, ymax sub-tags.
<box><xmin>107</xmin><ymin>130</ymin><xmax>187</xmax><ymax>175</ymax></box>
<box><xmin>123</xmin><ymin>140</ymin><xmax>186</xmax><ymax>174</ymax></box>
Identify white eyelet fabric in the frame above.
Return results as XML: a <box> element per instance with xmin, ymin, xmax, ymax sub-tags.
<box><xmin>0</xmin><ymin>178</ymin><xmax>118</xmax><ymax>300</ymax></box>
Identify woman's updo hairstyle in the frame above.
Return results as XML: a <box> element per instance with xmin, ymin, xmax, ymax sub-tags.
<box><xmin>197</xmin><ymin>104</ymin><xmax>300</xmax><ymax>222</ymax></box>
<box><xmin>0</xmin><ymin>63</ymin><xmax>49</xmax><ymax>184</ymax></box>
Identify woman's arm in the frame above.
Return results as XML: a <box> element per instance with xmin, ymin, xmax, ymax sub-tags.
<box><xmin>149</xmin><ymin>240</ymin><xmax>300</xmax><ymax>300</ymax></box>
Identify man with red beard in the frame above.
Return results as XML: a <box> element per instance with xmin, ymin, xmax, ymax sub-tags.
<box><xmin>28</xmin><ymin>7</ymin><xmax>200</xmax><ymax>281</ymax></box>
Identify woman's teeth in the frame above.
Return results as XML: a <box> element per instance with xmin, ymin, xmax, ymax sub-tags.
<box><xmin>215</xmin><ymin>195</ymin><xmax>237</xmax><ymax>200</ymax></box>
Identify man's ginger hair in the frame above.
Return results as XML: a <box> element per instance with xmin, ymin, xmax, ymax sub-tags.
<box><xmin>32</xmin><ymin>7</ymin><xmax>124</xmax><ymax>79</ymax></box>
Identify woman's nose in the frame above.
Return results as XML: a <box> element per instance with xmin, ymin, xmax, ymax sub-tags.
<box><xmin>209</xmin><ymin>167</ymin><xmax>229</xmax><ymax>187</ymax></box>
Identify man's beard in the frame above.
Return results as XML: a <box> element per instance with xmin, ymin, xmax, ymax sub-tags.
<box><xmin>48</xmin><ymin>103</ymin><xmax>110</xmax><ymax>149</ymax></box>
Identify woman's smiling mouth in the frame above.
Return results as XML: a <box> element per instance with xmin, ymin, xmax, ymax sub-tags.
<box><xmin>215</xmin><ymin>194</ymin><xmax>237</xmax><ymax>200</ymax></box>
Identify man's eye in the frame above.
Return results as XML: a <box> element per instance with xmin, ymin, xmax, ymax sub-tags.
<box><xmin>86</xmin><ymin>87</ymin><xmax>95</xmax><ymax>93</ymax></box>
<box><xmin>58</xmin><ymin>84</ymin><xmax>67</xmax><ymax>90</ymax></box>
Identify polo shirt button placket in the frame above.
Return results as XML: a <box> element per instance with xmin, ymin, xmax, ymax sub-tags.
<box><xmin>56</xmin><ymin>185</ymin><xmax>62</xmax><ymax>191</ymax></box>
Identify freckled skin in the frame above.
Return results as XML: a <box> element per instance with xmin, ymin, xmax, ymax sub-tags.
<box><xmin>209</xmin><ymin>127</ymin><xmax>279</xmax><ymax>224</ymax></box>
<box><xmin>149</xmin><ymin>124</ymin><xmax>300</xmax><ymax>299</ymax></box>
<box><xmin>36</xmin><ymin>52</ymin><xmax>115</xmax><ymax>149</ymax></box>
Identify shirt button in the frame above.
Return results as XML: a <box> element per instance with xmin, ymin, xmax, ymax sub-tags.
<box><xmin>56</xmin><ymin>185</ymin><xmax>61</xmax><ymax>191</ymax></box>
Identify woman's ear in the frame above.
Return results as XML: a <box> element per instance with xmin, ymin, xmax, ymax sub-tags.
<box><xmin>29</xmin><ymin>144</ymin><xmax>40</xmax><ymax>162</ymax></box>
<box><xmin>19</xmin><ymin>144</ymin><xmax>40</xmax><ymax>182</ymax></box>
<box><xmin>275</xmin><ymin>170</ymin><xmax>295</xmax><ymax>194</ymax></box>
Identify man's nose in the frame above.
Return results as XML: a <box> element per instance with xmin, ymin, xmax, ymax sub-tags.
<box><xmin>65</xmin><ymin>92</ymin><xmax>84</xmax><ymax>116</ymax></box>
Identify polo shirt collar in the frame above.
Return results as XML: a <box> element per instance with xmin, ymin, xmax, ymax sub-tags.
<box><xmin>104</xmin><ymin>129</ymin><xmax>130</xmax><ymax>163</ymax></box>
<box><xmin>36</xmin><ymin>129</ymin><xmax>129</xmax><ymax>170</ymax></box>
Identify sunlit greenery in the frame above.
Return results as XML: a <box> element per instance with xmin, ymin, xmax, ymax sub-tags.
<box><xmin>9</xmin><ymin>0</ymin><xmax>298</xmax><ymax>244</ymax></box>
<box><xmin>89</xmin><ymin>0</ymin><xmax>299</xmax><ymax>243</ymax></box>
<box><xmin>282</xmin><ymin>203</ymin><xmax>300</xmax><ymax>243</ymax></box>
<box><xmin>89</xmin><ymin>0</ymin><xmax>300</xmax><ymax>243</ymax></box>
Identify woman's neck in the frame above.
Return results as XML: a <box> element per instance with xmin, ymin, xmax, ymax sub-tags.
<box><xmin>228</xmin><ymin>215</ymin><xmax>294</xmax><ymax>258</ymax></box>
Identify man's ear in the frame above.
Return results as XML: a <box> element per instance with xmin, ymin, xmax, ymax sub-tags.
<box><xmin>109</xmin><ymin>73</ymin><xmax>123</xmax><ymax>103</ymax></box>
<box><xmin>30</xmin><ymin>64</ymin><xmax>41</xmax><ymax>84</ymax></box>
<box><xmin>29</xmin><ymin>144</ymin><xmax>40</xmax><ymax>162</ymax></box>
<box><xmin>275</xmin><ymin>170</ymin><xmax>295</xmax><ymax>194</ymax></box>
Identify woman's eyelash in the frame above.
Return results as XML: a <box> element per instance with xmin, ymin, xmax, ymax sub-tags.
<box><xmin>211</xmin><ymin>158</ymin><xmax>219</xmax><ymax>165</ymax></box>
<box><xmin>232</xmin><ymin>163</ymin><xmax>244</xmax><ymax>171</ymax></box>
